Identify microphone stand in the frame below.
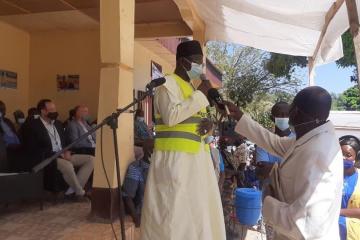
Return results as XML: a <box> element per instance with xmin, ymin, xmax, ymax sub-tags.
<box><xmin>32</xmin><ymin>87</ymin><xmax>155</xmax><ymax>240</ymax></box>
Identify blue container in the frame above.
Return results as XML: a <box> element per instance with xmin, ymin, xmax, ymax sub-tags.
<box><xmin>235</xmin><ymin>188</ymin><xmax>262</xmax><ymax>226</ymax></box>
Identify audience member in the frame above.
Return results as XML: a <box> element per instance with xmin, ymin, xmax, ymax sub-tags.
<box><xmin>206</xmin><ymin>135</ymin><xmax>225</xmax><ymax>194</ymax></box>
<box><xmin>19</xmin><ymin>107</ymin><xmax>39</xmax><ymax>150</ymax></box>
<box><xmin>13</xmin><ymin>110</ymin><xmax>25</xmax><ymax>131</ymax></box>
<box><xmin>123</xmin><ymin>139</ymin><xmax>154</xmax><ymax>227</ymax></box>
<box><xmin>0</xmin><ymin>101</ymin><xmax>20</xmax><ymax>148</ymax></box>
<box><xmin>66</xmin><ymin>105</ymin><xmax>96</xmax><ymax>155</ymax></box>
<box><xmin>0</xmin><ymin>101</ymin><xmax>22</xmax><ymax>171</ymax></box>
<box><xmin>134</xmin><ymin>109</ymin><xmax>152</xmax><ymax>145</ymax></box>
<box><xmin>27</xmin><ymin>107</ymin><xmax>39</xmax><ymax>121</ymax></box>
<box><xmin>338</xmin><ymin>135</ymin><xmax>360</xmax><ymax>240</ymax></box>
<box><xmin>63</xmin><ymin>108</ymin><xmax>76</xmax><ymax>129</ymax></box>
<box><xmin>26</xmin><ymin>99</ymin><xmax>94</xmax><ymax>199</ymax></box>
<box><xmin>256</xmin><ymin>101</ymin><xmax>294</xmax><ymax>187</ymax></box>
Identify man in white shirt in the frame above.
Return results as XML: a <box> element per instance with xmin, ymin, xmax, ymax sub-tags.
<box><xmin>27</xmin><ymin>99</ymin><xmax>94</xmax><ymax>199</ymax></box>
<box><xmin>225</xmin><ymin>86</ymin><xmax>343</xmax><ymax>240</ymax></box>
<box><xmin>66</xmin><ymin>105</ymin><xmax>96</xmax><ymax>155</ymax></box>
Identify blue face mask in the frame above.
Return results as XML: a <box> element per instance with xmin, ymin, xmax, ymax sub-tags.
<box><xmin>344</xmin><ymin>159</ymin><xmax>355</xmax><ymax>170</ymax></box>
<box><xmin>275</xmin><ymin>118</ymin><xmax>289</xmax><ymax>131</ymax></box>
<box><xmin>185</xmin><ymin>62</ymin><xmax>203</xmax><ymax>80</ymax></box>
<box><xmin>204</xmin><ymin>135</ymin><xmax>215</xmax><ymax>144</ymax></box>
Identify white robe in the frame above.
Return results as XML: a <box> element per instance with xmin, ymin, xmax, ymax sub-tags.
<box><xmin>140</xmin><ymin>75</ymin><xmax>226</xmax><ymax>240</ymax></box>
<box><xmin>236</xmin><ymin>115</ymin><xmax>343</xmax><ymax>240</ymax></box>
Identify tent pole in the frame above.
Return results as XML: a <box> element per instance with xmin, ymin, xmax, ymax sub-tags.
<box><xmin>308</xmin><ymin>57</ymin><xmax>315</xmax><ymax>86</ymax></box>
<box><xmin>345</xmin><ymin>0</ymin><xmax>360</xmax><ymax>90</ymax></box>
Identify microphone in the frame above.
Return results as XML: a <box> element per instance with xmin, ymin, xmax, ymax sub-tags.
<box><xmin>200</xmin><ymin>74</ymin><xmax>231</xmax><ymax>119</ymax></box>
<box><xmin>208</xmin><ymin>89</ymin><xmax>231</xmax><ymax>116</ymax></box>
<box><xmin>146</xmin><ymin>77</ymin><xmax>166</xmax><ymax>90</ymax></box>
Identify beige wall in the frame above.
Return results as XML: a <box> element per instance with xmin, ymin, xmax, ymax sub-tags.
<box><xmin>29</xmin><ymin>30</ymin><xmax>100</xmax><ymax>121</ymax></box>
<box><xmin>133</xmin><ymin>41</ymin><xmax>174</xmax><ymax>91</ymax></box>
<box><xmin>0</xmin><ymin>25</ymin><xmax>174</xmax><ymax>122</ymax></box>
<box><xmin>0</xmin><ymin>21</ymin><xmax>30</xmax><ymax>121</ymax></box>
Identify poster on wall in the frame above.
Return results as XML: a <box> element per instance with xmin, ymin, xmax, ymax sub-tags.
<box><xmin>0</xmin><ymin>70</ymin><xmax>17</xmax><ymax>89</ymax></box>
<box><xmin>151</xmin><ymin>61</ymin><xmax>163</xmax><ymax>80</ymax></box>
<box><xmin>57</xmin><ymin>74</ymin><xmax>80</xmax><ymax>91</ymax></box>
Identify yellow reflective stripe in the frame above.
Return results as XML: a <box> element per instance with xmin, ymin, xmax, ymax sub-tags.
<box><xmin>156</xmin><ymin>131</ymin><xmax>201</xmax><ymax>142</ymax></box>
<box><xmin>155</xmin><ymin>138</ymin><xmax>200</xmax><ymax>153</ymax></box>
<box><xmin>156</xmin><ymin>124</ymin><xmax>197</xmax><ymax>133</ymax></box>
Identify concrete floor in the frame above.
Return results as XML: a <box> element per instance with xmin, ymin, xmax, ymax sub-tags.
<box><xmin>0</xmin><ymin>201</ymin><xmax>264</xmax><ymax>240</ymax></box>
<box><xmin>0</xmin><ymin>201</ymin><xmax>135</xmax><ymax>240</ymax></box>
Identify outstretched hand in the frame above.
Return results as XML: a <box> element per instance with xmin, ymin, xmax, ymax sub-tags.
<box><xmin>216</xmin><ymin>101</ymin><xmax>243</xmax><ymax>121</ymax></box>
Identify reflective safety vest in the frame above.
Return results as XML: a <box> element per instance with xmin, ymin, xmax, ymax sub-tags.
<box><xmin>154</xmin><ymin>74</ymin><xmax>208</xmax><ymax>154</ymax></box>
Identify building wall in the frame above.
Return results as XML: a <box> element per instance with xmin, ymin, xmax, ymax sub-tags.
<box><xmin>133</xmin><ymin>41</ymin><xmax>174</xmax><ymax>91</ymax></box>
<box><xmin>29</xmin><ymin>35</ymin><xmax>173</xmax><ymax>121</ymax></box>
<box><xmin>0</xmin><ymin>21</ymin><xmax>30</xmax><ymax>121</ymax></box>
<box><xmin>29</xmin><ymin>30</ymin><xmax>101</xmax><ymax>121</ymax></box>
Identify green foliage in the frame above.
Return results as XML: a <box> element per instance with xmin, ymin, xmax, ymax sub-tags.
<box><xmin>243</xmin><ymin>92</ymin><xmax>294</xmax><ymax>129</ymax></box>
<box><xmin>336</xmin><ymin>86</ymin><xmax>360</xmax><ymax>111</ymax></box>
<box><xmin>336</xmin><ymin>31</ymin><xmax>356</xmax><ymax>68</ymax></box>
<box><xmin>266</xmin><ymin>31</ymin><xmax>357</xmax><ymax>82</ymax></box>
<box><xmin>266</xmin><ymin>54</ymin><xmax>307</xmax><ymax>79</ymax></box>
<box><xmin>330</xmin><ymin>93</ymin><xmax>344</xmax><ymax>111</ymax></box>
<box><xmin>207</xmin><ymin>41</ymin><xmax>300</xmax><ymax>108</ymax></box>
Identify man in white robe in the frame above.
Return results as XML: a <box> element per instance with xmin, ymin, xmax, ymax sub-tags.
<box><xmin>225</xmin><ymin>86</ymin><xmax>343</xmax><ymax>240</ymax></box>
<box><xmin>140</xmin><ymin>41</ymin><xmax>226</xmax><ymax>240</ymax></box>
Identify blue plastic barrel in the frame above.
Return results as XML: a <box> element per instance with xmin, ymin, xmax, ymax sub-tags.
<box><xmin>235</xmin><ymin>188</ymin><xmax>262</xmax><ymax>226</ymax></box>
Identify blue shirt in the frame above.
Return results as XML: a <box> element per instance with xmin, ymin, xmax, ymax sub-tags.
<box><xmin>134</xmin><ymin>119</ymin><xmax>152</xmax><ymax>140</ymax></box>
<box><xmin>256</xmin><ymin>132</ymin><xmax>295</xmax><ymax>164</ymax></box>
<box><xmin>0</xmin><ymin>119</ymin><xmax>20</xmax><ymax>146</ymax></box>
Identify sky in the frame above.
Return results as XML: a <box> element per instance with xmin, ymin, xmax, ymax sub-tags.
<box><xmin>299</xmin><ymin>62</ymin><xmax>356</xmax><ymax>94</ymax></box>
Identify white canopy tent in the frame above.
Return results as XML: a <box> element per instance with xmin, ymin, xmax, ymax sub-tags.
<box><xmin>175</xmin><ymin>0</ymin><xmax>360</xmax><ymax>86</ymax></box>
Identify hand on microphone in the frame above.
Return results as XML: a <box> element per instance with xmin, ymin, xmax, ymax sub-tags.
<box><xmin>197</xmin><ymin>80</ymin><xmax>212</xmax><ymax>97</ymax></box>
<box><xmin>221</xmin><ymin>101</ymin><xmax>244</xmax><ymax>121</ymax></box>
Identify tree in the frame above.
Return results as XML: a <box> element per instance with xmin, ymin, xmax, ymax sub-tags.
<box><xmin>243</xmin><ymin>91</ymin><xmax>295</xmax><ymax>129</ymax></box>
<box><xmin>336</xmin><ymin>86</ymin><xmax>360</xmax><ymax>111</ymax></box>
<box><xmin>266</xmin><ymin>30</ymin><xmax>357</xmax><ymax>82</ymax></box>
<box><xmin>206</xmin><ymin>42</ymin><xmax>301</xmax><ymax>107</ymax></box>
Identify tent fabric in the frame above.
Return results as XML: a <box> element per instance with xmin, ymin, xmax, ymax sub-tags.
<box><xmin>180</xmin><ymin>0</ymin><xmax>360</xmax><ymax>67</ymax></box>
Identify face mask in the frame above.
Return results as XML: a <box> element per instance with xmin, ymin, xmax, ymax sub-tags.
<box><xmin>137</xmin><ymin>117</ymin><xmax>145</xmax><ymax>122</ymax></box>
<box><xmin>344</xmin><ymin>159</ymin><xmax>355</xmax><ymax>170</ymax></box>
<box><xmin>83</xmin><ymin>115</ymin><xmax>91</xmax><ymax>122</ymax></box>
<box><xmin>204</xmin><ymin>135</ymin><xmax>215</xmax><ymax>144</ymax></box>
<box><xmin>226</xmin><ymin>146</ymin><xmax>232</xmax><ymax>152</ymax></box>
<box><xmin>47</xmin><ymin>112</ymin><xmax>59</xmax><ymax>121</ymax></box>
<box><xmin>186</xmin><ymin>62</ymin><xmax>203</xmax><ymax>80</ymax></box>
<box><xmin>275</xmin><ymin>118</ymin><xmax>289</xmax><ymax>131</ymax></box>
<box><xmin>17</xmin><ymin>118</ymin><xmax>25</xmax><ymax>124</ymax></box>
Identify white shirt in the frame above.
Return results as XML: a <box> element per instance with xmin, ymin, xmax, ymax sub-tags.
<box><xmin>40</xmin><ymin>117</ymin><xmax>62</xmax><ymax>152</ymax></box>
<box><xmin>236</xmin><ymin>115</ymin><xmax>343</xmax><ymax>240</ymax></box>
<box><xmin>79</xmin><ymin>121</ymin><xmax>96</xmax><ymax>148</ymax></box>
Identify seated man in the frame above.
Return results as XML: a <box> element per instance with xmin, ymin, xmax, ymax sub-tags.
<box><xmin>19</xmin><ymin>107</ymin><xmax>39</xmax><ymax>151</ymax></box>
<box><xmin>13</xmin><ymin>110</ymin><xmax>25</xmax><ymax>132</ymax></box>
<box><xmin>26</xmin><ymin>99</ymin><xmax>94</xmax><ymax>199</ymax></box>
<box><xmin>0</xmin><ymin>101</ymin><xmax>22</xmax><ymax>171</ymax></box>
<box><xmin>66</xmin><ymin>105</ymin><xmax>96</xmax><ymax>155</ymax></box>
<box><xmin>0</xmin><ymin>101</ymin><xmax>20</xmax><ymax>148</ymax></box>
<box><xmin>122</xmin><ymin>139</ymin><xmax>154</xmax><ymax>227</ymax></box>
<box><xmin>256</xmin><ymin>101</ymin><xmax>293</xmax><ymax>183</ymax></box>
<box><xmin>134</xmin><ymin>109</ymin><xmax>152</xmax><ymax>146</ymax></box>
